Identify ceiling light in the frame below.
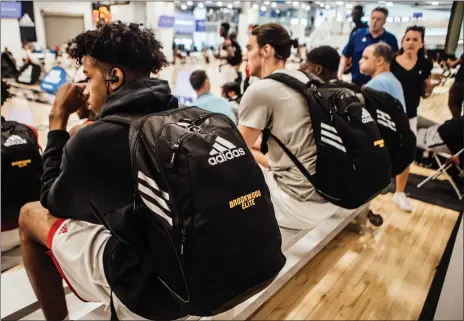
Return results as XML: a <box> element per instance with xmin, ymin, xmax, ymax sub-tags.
<box><xmin>264</xmin><ymin>1</ymin><xmax>270</xmax><ymax>5</ymax></box>
<box><xmin>301</xmin><ymin>4</ymin><xmax>306</xmax><ymax>9</ymax></box>
<box><xmin>186</xmin><ymin>1</ymin><xmax>193</xmax><ymax>5</ymax></box>
<box><xmin>345</xmin><ymin>3</ymin><xmax>353</xmax><ymax>8</ymax></box>
<box><xmin>206</xmin><ymin>1</ymin><xmax>212</xmax><ymax>3</ymax></box>
<box><xmin>261</xmin><ymin>6</ymin><xmax>267</xmax><ymax>11</ymax></box>
<box><xmin>253</xmin><ymin>3</ymin><xmax>259</xmax><ymax>9</ymax></box>
<box><xmin>198</xmin><ymin>2</ymin><xmax>204</xmax><ymax>8</ymax></box>
<box><xmin>431</xmin><ymin>1</ymin><xmax>439</xmax><ymax>5</ymax></box>
<box><xmin>385</xmin><ymin>2</ymin><xmax>394</xmax><ymax>7</ymax></box>
<box><xmin>217</xmin><ymin>1</ymin><xmax>223</xmax><ymax>6</ymax></box>
<box><xmin>234</xmin><ymin>1</ymin><xmax>241</xmax><ymax>4</ymax></box>
<box><xmin>227</xmin><ymin>3</ymin><xmax>233</xmax><ymax>9</ymax></box>
<box><xmin>293</xmin><ymin>1</ymin><xmax>299</xmax><ymax>7</ymax></box>
<box><xmin>271</xmin><ymin>2</ymin><xmax>277</xmax><ymax>8</ymax></box>
<box><xmin>326</xmin><ymin>4</ymin><xmax>331</xmax><ymax>9</ymax></box>
<box><xmin>336</xmin><ymin>1</ymin><xmax>344</xmax><ymax>5</ymax></box>
<box><xmin>181</xmin><ymin>4</ymin><xmax>187</xmax><ymax>10</ymax></box>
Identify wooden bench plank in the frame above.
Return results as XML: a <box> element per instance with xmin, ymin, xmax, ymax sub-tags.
<box><xmin>1</xmin><ymin>268</ymin><xmax>70</xmax><ymax>320</ymax></box>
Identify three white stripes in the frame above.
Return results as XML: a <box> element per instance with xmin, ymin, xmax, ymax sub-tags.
<box><xmin>137</xmin><ymin>171</ymin><xmax>172</xmax><ymax>226</ymax></box>
<box><xmin>320</xmin><ymin>123</ymin><xmax>346</xmax><ymax>153</ymax></box>
<box><xmin>209</xmin><ymin>136</ymin><xmax>237</xmax><ymax>156</ymax></box>
<box><xmin>377</xmin><ymin>110</ymin><xmax>397</xmax><ymax>132</ymax></box>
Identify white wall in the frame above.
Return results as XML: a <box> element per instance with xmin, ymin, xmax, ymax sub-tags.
<box><xmin>0</xmin><ymin>18</ymin><xmax>24</xmax><ymax>61</ymax></box>
<box><xmin>33</xmin><ymin>1</ymin><xmax>93</xmax><ymax>49</ymax></box>
<box><xmin>146</xmin><ymin>1</ymin><xmax>175</xmax><ymax>61</ymax></box>
<box><xmin>111</xmin><ymin>2</ymin><xmax>134</xmax><ymax>23</ymax></box>
<box><xmin>111</xmin><ymin>2</ymin><xmax>145</xmax><ymax>24</ymax></box>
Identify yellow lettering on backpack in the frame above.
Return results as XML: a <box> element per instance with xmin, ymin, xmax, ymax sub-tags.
<box><xmin>374</xmin><ymin>140</ymin><xmax>385</xmax><ymax>148</ymax></box>
<box><xmin>12</xmin><ymin>159</ymin><xmax>31</xmax><ymax>168</ymax></box>
<box><xmin>229</xmin><ymin>190</ymin><xmax>262</xmax><ymax>211</ymax></box>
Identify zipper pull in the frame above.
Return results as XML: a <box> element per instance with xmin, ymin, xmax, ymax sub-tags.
<box><xmin>169</xmin><ymin>138</ymin><xmax>183</xmax><ymax>169</ymax></box>
<box><xmin>133</xmin><ymin>185</ymin><xmax>137</xmax><ymax>211</ymax></box>
<box><xmin>180</xmin><ymin>228</ymin><xmax>187</xmax><ymax>256</ymax></box>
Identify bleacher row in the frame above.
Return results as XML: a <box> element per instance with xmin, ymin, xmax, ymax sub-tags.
<box><xmin>1</xmin><ymin>205</ymin><xmax>366</xmax><ymax>320</ymax></box>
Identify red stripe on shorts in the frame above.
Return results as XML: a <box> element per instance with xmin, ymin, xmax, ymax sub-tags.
<box><xmin>47</xmin><ymin>251</ymin><xmax>88</xmax><ymax>302</ymax></box>
<box><xmin>47</xmin><ymin>218</ymin><xmax>66</xmax><ymax>249</ymax></box>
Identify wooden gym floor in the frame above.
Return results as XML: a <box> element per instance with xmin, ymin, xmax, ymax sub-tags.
<box><xmin>251</xmin><ymin>194</ymin><xmax>460</xmax><ymax>320</ymax></box>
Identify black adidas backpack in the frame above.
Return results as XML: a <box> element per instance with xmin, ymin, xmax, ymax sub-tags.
<box><xmin>16</xmin><ymin>62</ymin><xmax>41</xmax><ymax>85</ymax></box>
<box><xmin>263</xmin><ymin>72</ymin><xmax>392</xmax><ymax>209</ymax></box>
<box><xmin>361</xmin><ymin>87</ymin><xmax>417</xmax><ymax>177</ymax></box>
<box><xmin>104</xmin><ymin>105</ymin><xmax>285</xmax><ymax>319</ymax></box>
<box><xmin>1</xmin><ymin>119</ymin><xmax>42</xmax><ymax>226</ymax></box>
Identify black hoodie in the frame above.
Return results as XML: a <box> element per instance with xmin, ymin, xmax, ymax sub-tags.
<box><xmin>41</xmin><ymin>79</ymin><xmax>186</xmax><ymax>319</ymax></box>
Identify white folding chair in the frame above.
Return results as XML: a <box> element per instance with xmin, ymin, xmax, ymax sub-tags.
<box><xmin>417</xmin><ymin>147</ymin><xmax>464</xmax><ymax>200</ymax></box>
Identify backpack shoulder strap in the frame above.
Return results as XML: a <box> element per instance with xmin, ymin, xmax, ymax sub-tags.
<box><xmin>262</xmin><ymin>129</ymin><xmax>316</xmax><ymax>186</ymax></box>
<box><xmin>265</xmin><ymin>72</ymin><xmax>307</xmax><ymax>95</ymax></box>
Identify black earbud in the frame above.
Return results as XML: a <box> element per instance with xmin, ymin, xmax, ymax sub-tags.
<box><xmin>105</xmin><ymin>69</ymin><xmax>119</xmax><ymax>83</ymax></box>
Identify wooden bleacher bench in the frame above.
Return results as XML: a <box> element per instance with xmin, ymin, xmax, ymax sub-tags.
<box><xmin>2</xmin><ymin>206</ymin><xmax>362</xmax><ymax>320</ymax></box>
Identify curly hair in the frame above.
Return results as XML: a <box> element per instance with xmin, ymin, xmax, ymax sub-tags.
<box><xmin>1</xmin><ymin>79</ymin><xmax>12</xmax><ymax>106</ymax></box>
<box><xmin>67</xmin><ymin>21</ymin><xmax>168</xmax><ymax>74</ymax></box>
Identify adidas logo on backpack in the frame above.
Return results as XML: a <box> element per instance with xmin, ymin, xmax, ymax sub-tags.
<box><xmin>361</xmin><ymin>108</ymin><xmax>374</xmax><ymax>124</ymax></box>
<box><xmin>4</xmin><ymin>135</ymin><xmax>28</xmax><ymax>147</ymax></box>
<box><xmin>208</xmin><ymin>136</ymin><xmax>245</xmax><ymax>166</ymax></box>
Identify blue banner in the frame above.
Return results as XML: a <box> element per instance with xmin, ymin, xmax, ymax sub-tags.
<box><xmin>195</xmin><ymin>19</ymin><xmax>206</xmax><ymax>32</ymax></box>
<box><xmin>1</xmin><ymin>1</ymin><xmax>22</xmax><ymax>19</ymax></box>
<box><xmin>40</xmin><ymin>66</ymin><xmax>68</xmax><ymax>95</ymax></box>
<box><xmin>158</xmin><ymin>15</ymin><xmax>175</xmax><ymax>28</ymax></box>
<box><xmin>174</xmin><ymin>12</ymin><xmax>195</xmax><ymax>34</ymax></box>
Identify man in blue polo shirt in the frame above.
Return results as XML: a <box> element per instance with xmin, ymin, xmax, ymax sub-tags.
<box><xmin>338</xmin><ymin>7</ymin><xmax>398</xmax><ymax>88</ymax></box>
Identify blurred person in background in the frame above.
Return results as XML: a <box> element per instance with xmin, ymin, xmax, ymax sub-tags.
<box><xmin>350</xmin><ymin>5</ymin><xmax>369</xmax><ymax>39</ymax></box>
<box><xmin>390</xmin><ymin>26</ymin><xmax>433</xmax><ymax>212</ymax></box>
<box><xmin>221</xmin><ymin>81</ymin><xmax>242</xmax><ymax>119</ymax></box>
<box><xmin>215</xmin><ymin>23</ymin><xmax>243</xmax><ymax>86</ymax></box>
<box><xmin>447</xmin><ymin>53</ymin><xmax>464</xmax><ymax>117</ymax></box>
<box><xmin>189</xmin><ymin>70</ymin><xmax>237</xmax><ymax>123</ymax></box>
<box><xmin>338</xmin><ymin>7</ymin><xmax>398</xmax><ymax>87</ymax></box>
<box><xmin>361</xmin><ymin>43</ymin><xmax>407</xmax><ymax>110</ymax></box>
<box><xmin>342</xmin><ymin>5</ymin><xmax>369</xmax><ymax>75</ymax></box>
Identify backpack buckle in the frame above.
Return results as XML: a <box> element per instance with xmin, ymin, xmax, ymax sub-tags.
<box><xmin>188</xmin><ymin>125</ymin><xmax>201</xmax><ymax>133</ymax></box>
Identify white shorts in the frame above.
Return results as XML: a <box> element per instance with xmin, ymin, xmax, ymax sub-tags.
<box><xmin>47</xmin><ymin>219</ymin><xmax>146</xmax><ymax>320</ymax></box>
<box><xmin>261</xmin><ymin>168</ymin><xmax>340</xmax><ymax>230</ymax></box>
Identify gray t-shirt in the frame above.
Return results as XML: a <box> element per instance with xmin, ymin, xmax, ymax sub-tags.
<box><xmin>239</xmin><ymin>69</ymin><xmax>324</xmax><ymax>202</ymax></box>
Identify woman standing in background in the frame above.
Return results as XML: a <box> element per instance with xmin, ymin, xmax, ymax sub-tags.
<box><xmin>391</xmin><ymin>26</ymin><xmax>433</xmax><ymax>212</ymax></box>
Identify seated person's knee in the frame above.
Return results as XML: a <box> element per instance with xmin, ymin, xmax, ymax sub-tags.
<box><xmin>18</xmin><ymin>201</ymin><xmax>45</xmax><ymax>231</ymax></box>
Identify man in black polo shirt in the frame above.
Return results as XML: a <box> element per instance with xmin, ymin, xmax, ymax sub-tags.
<box><xmin>338</xmin><ymin>7</ymin><xmax>398</xmax><ymax>87</ymax></box>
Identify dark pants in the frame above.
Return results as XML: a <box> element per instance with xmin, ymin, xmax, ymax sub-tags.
<box><xmin>448</xmin><ymin>81</ymin><xmax>464</xmax><ymax>117</ymax></box>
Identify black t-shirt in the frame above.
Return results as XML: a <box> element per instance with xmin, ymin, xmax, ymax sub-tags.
<box><xmin>224</xmin><ymin>40</ymin><xmax>242</xmax><ymax>66</ymax></box>
<box><xmin>455</xmin><ymin>53</ymin><xmax>464</xmax><ymax>82</ymax></box>
<box><xmin>391</xmin><ymin>57</ymin><xmax>433</xmax><ymax>118</ymax></box>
